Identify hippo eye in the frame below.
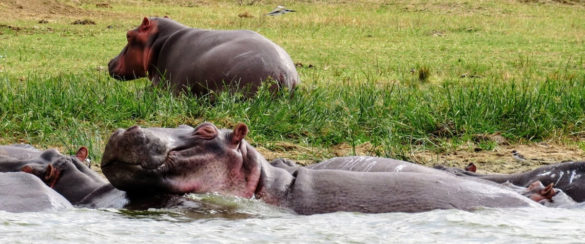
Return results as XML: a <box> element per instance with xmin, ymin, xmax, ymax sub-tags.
<box><xmin>193</xmin><ymin>124</ymin><xmax>217</xmax><ymax>140</ymax></box>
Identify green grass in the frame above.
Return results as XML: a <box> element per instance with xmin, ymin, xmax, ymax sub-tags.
<box><xmin>0</xmin><ymin>0</ymin><xmax>584</xmax><ymax>163</ymax></box>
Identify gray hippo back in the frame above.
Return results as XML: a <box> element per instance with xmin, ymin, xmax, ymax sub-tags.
<box><xmin>0</xmin><ymin>145</ymin><xmax>43</xmax><ymax>161</ymax></box>
<box><xmin>309</xmin><ymin>156</ymin><xmax>448</xmax><ymax>175</ymax></box>
<box><xmin>102</xmin><ymin>122</ymin><xmax>541</xmax><ymax>215</ymax></box>
<box><xmin>0</xmin><ymin>172</ymin><xmax>72</xmax><ymax>212</ymax></box>
<box><xmin>286</xmin><ymin>168</ymin><xmax>538</xmax><ymax>214</ymax></box>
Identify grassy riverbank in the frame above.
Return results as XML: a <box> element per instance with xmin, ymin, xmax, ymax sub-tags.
<box><xmin>1</xmin><ymin>0</ymin><xmax>584</xmax><ymax>172</ymax></box>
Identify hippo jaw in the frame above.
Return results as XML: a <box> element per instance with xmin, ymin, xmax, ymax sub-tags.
<box><xmin>101</xmin><ymin>123</ymin><xmax>262</xmax><ymax>197</ymax></box>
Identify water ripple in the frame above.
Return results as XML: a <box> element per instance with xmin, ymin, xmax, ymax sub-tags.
<box><xmin>1</xmin><ymin>204</ymin><xmax>585</xmax><ymax>243</ymax></box>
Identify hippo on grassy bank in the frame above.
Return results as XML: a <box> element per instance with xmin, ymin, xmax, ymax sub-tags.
<box><xmin>108</xmin><ymin>17</ymin><xmax>299</xmax><ymax>97</ymax></box>
<box><xmin>0</xmin><ymin>145</ymin><xmax>218</xmax><ymax>210</ymax></box>
<box><xmin>101</xmin><ymin>123</ymin><xmax>540</xmax><ymax>215</ymax></box>
<box><xmin>0</xmin><ymin>172</ymin><xmax>72</xmax><ymax>212</ymax></box>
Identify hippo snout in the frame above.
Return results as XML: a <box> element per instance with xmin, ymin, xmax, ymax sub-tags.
<box><xmin>107</xmin><ymin>58</ymin><xmax>115</xmax><ymax>72</ymax></box>
<box><xmin>102</xmin><ymin>126</ymin><xmax>173</xmax><ymax>171</ymax></box>
<box><xmin>108</xmin><ymin>58</ymin><xmax>123</xmax><ymax>80</ymax></box>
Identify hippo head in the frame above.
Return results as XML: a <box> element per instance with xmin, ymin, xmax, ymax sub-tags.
<box><xmin>108</xmin><ymin>17</ymin><xmax>159</xmax><ymax>81</ymax></box>
<box><xmin>14</xmin><ymin>147</ymin><xmax>107</xmax><ymax>204</ymax></box>
<box><xmin>101</xmin><ymin>123</ymin><xmax>262</xmax><ymax>198</ymax></box>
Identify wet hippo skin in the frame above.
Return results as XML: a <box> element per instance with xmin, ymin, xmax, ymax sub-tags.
<box><xmin>0</xmin><ymin>145</ymin><xmax>128</xmax><ymax>208</ymax></box>
<box><xmin>272</xmin><ymin>156</ymin><xmax>453</xmax><ymax>176</ymax></box>
<box><xmin>0</xmin><ymin>172</ymin><xmax>72</xmax><ymax>212</ymax></box>
<box><xmin>0</xmin><ymin>145</ymin><xmax>217</xmax><ymax>210</ymax></box>
<box><xmin>108</xmin><ymin>17</ymin><xmax>300</xmax><ymax>97</ymax></box>
<box><xmin>101</xmin><ymin>123</ymin><xmax>540</xmax><ymax>215</ymax></box>
<box><xmin>274</xmin><ymin>156</ymin><xmax>585</xmax><ymax>204</ymax></box>
<box><xmin>434</xmin><ymin>162</ymin><xmax>585</xmax><ymax>202</ymax></box>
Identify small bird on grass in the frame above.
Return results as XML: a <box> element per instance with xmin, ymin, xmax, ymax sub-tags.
<box><xmin>267</xmin><ymin>5</ymin><xmax>295</xmax><ymax>16</ymax></box>
<box><xmin>512</xmin><ymin>150</ymin><xmax>527</xmax><ymax>162</ymax></box>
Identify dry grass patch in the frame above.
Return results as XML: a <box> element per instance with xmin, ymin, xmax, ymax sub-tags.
<box><xmin>412</xmin><ymin>143</ymin><xmax>585</xmax><ymax>174</ymax></box>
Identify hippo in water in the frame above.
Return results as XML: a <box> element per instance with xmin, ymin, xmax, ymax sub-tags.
<box><xmin>274</xmin><ymin>155</ymin><xmax>585</xmax><ymax>206</ymax></box>
<box><xmin>108</xmin><ymin>17</ymin><xmax>300</xmax><ymax>97</ymax></box>
<box><xmin>101</xmin><ymin>123</ymin><xmax>540</xmax><ymax>214</ymax></box>
<box><xmin>0</xmin><ymin>145</ymin><xmax>222</xmax><ymax>210</ymax></box>
<box><xmin>0</xmin><ymin>145</ymin><xmax>128</xmax><ymax>208</ymax></box>
<box><xmin>0</xmin><ymin>172</ymin><xmax>72</xmax><ymax>212</ymax></box>
<box><xmin>433</xmin><ymin>162</ymin><xmax>585</xmax><ymax>202</ymax></box>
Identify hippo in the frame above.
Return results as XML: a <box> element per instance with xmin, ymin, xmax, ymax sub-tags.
<box><xmin>270</xmin><ymin>156</ymin><xmax>458</xmax><ymax>178</ymax></box>
<box><xmin>274</xmin><ymin>155</ymin><xmax>585</xmax><ymax>205</ymax></box>
<box><xmin>0</xmin><ymin>145</ymin><xmax>127</xmax><ymax>208</ymax></box>
<box><xmin>101</xmin><ymin>123</ymin><xmax>540</xmax><ymax>215</ymax></box>
<box><xmin>433</xmin><ymin>162</ymin><xmax>585</xmax><ymax>202</ymax></box>
<box><xmin>276</xmin><ymin>154</ymin><xmax>585</xmax><ymax>205</ymax></box>
<box><xmin>0</xmin><ymin>145</ymin><xmax>239</xmax><ymax>211</ymax></box>
<box><xmin>499</xmin><ymin>181</ymin><xmax>582</xmax><ymax>207</ymax></box>
<box><xmin>108</xmin><ymin>17</ymin><xmax>300</xmax><ymax>97</ymax></box>
<box><xmin>0</xmin><ymin>144</ymin><xmax>44</xmax><ymax>160</ymax></box>
<box><xmin>0</xmin><ymin>172</ymin><xmax>72</xmax><ymax>212</ymax></box>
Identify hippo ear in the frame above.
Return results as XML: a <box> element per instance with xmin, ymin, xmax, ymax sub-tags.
<box><xmin>464</xmin><ymin>163</ymin><xmax>477</xmax><ymax>173</ymax></box>
<box><xmin>43</xmin><ymin>164</ymin><xmax>60</xmax><ymax>188</ymax></box>
<box><xmin>541</xmin><ymin>183</ymin><xmax>556</xmax><ymax>199</ymax></box>
<box><xmin>231</xmin><ymin>123</ymin><xmax>248</xmax><ymax>146</ymax></box>
<box><xmin>140</xmin><ymin>17</ymin><xmax>151</xmax><ymax>31</ymax></box>
<box><xmin>75</xmin><ymin>147</ymin><xmax>89</xmax><ymax>161</ymax></box>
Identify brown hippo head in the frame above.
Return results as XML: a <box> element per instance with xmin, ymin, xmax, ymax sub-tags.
<box><xmin>101</xmin><ymin>123</ymin><xmax>262</xmax><ymax>198</ymax></box>
<box><xmin>108</xmin><ymin>17</ymin><xmax>159</xmax><ymax>80</ymax></box>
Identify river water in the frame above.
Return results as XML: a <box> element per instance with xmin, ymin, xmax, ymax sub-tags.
<box><xmin>1</xmin><ymin>193</ymin><xmax>583</xmax><ymax>243</ymax></box>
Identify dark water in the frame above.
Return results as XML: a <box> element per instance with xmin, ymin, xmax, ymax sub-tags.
<box><xmin>1</xmin><ymin>194</ymin><xmax>583</xmax><ymax>243</ymax></box>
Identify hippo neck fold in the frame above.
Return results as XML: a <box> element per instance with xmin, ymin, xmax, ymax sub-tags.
<box><xmin>147</xmin><ymin>18</ymin><xmax>199</xmax><ymax>81</ymax></box>
<box><xmin>231</xmin><ymin>140</ymin><xmax>293</xmax><ymax>205</ymax></box>
<box><xmin>254</xmin><ymin>160</ymin><xmax>295</xmax><ymax>206</ymax></box>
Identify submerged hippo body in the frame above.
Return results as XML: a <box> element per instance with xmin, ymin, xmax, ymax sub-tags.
<box><xmin>279</xmin><ymin>155</ymin><xmax>585</xmax><ymax>206</ymax></box>
<box><xmin>0</xmin><ymin>145</ymin><xmax>229</xmax><ymax>211</ymax></box>
<box><xmin>0</xmin><ymin>172</ymin><xmax>72</xmax><ymax>212</ymax></box>
<box><xmin>303</xmin><ymin>154</ymin><xmax>585</xmax><ymax>204</ymax></box>
<box><xmin>108</xmin><ymin>17</ymin><xmax>299</xmax><ymax>97</ymax></box>
<box><xmin>0</xmin><ymin>145</ymin><xmax>128</xmax><ymax>208</ymax></box>
<box><xmin>101</xmin><ymin>123</ymin><xmax>539</xmax><ymax>215</ymax></box>
<box><xmin>435</xmin><ymin>162</ymin><xmax>585</xmax><ymax>202</ymax></box>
